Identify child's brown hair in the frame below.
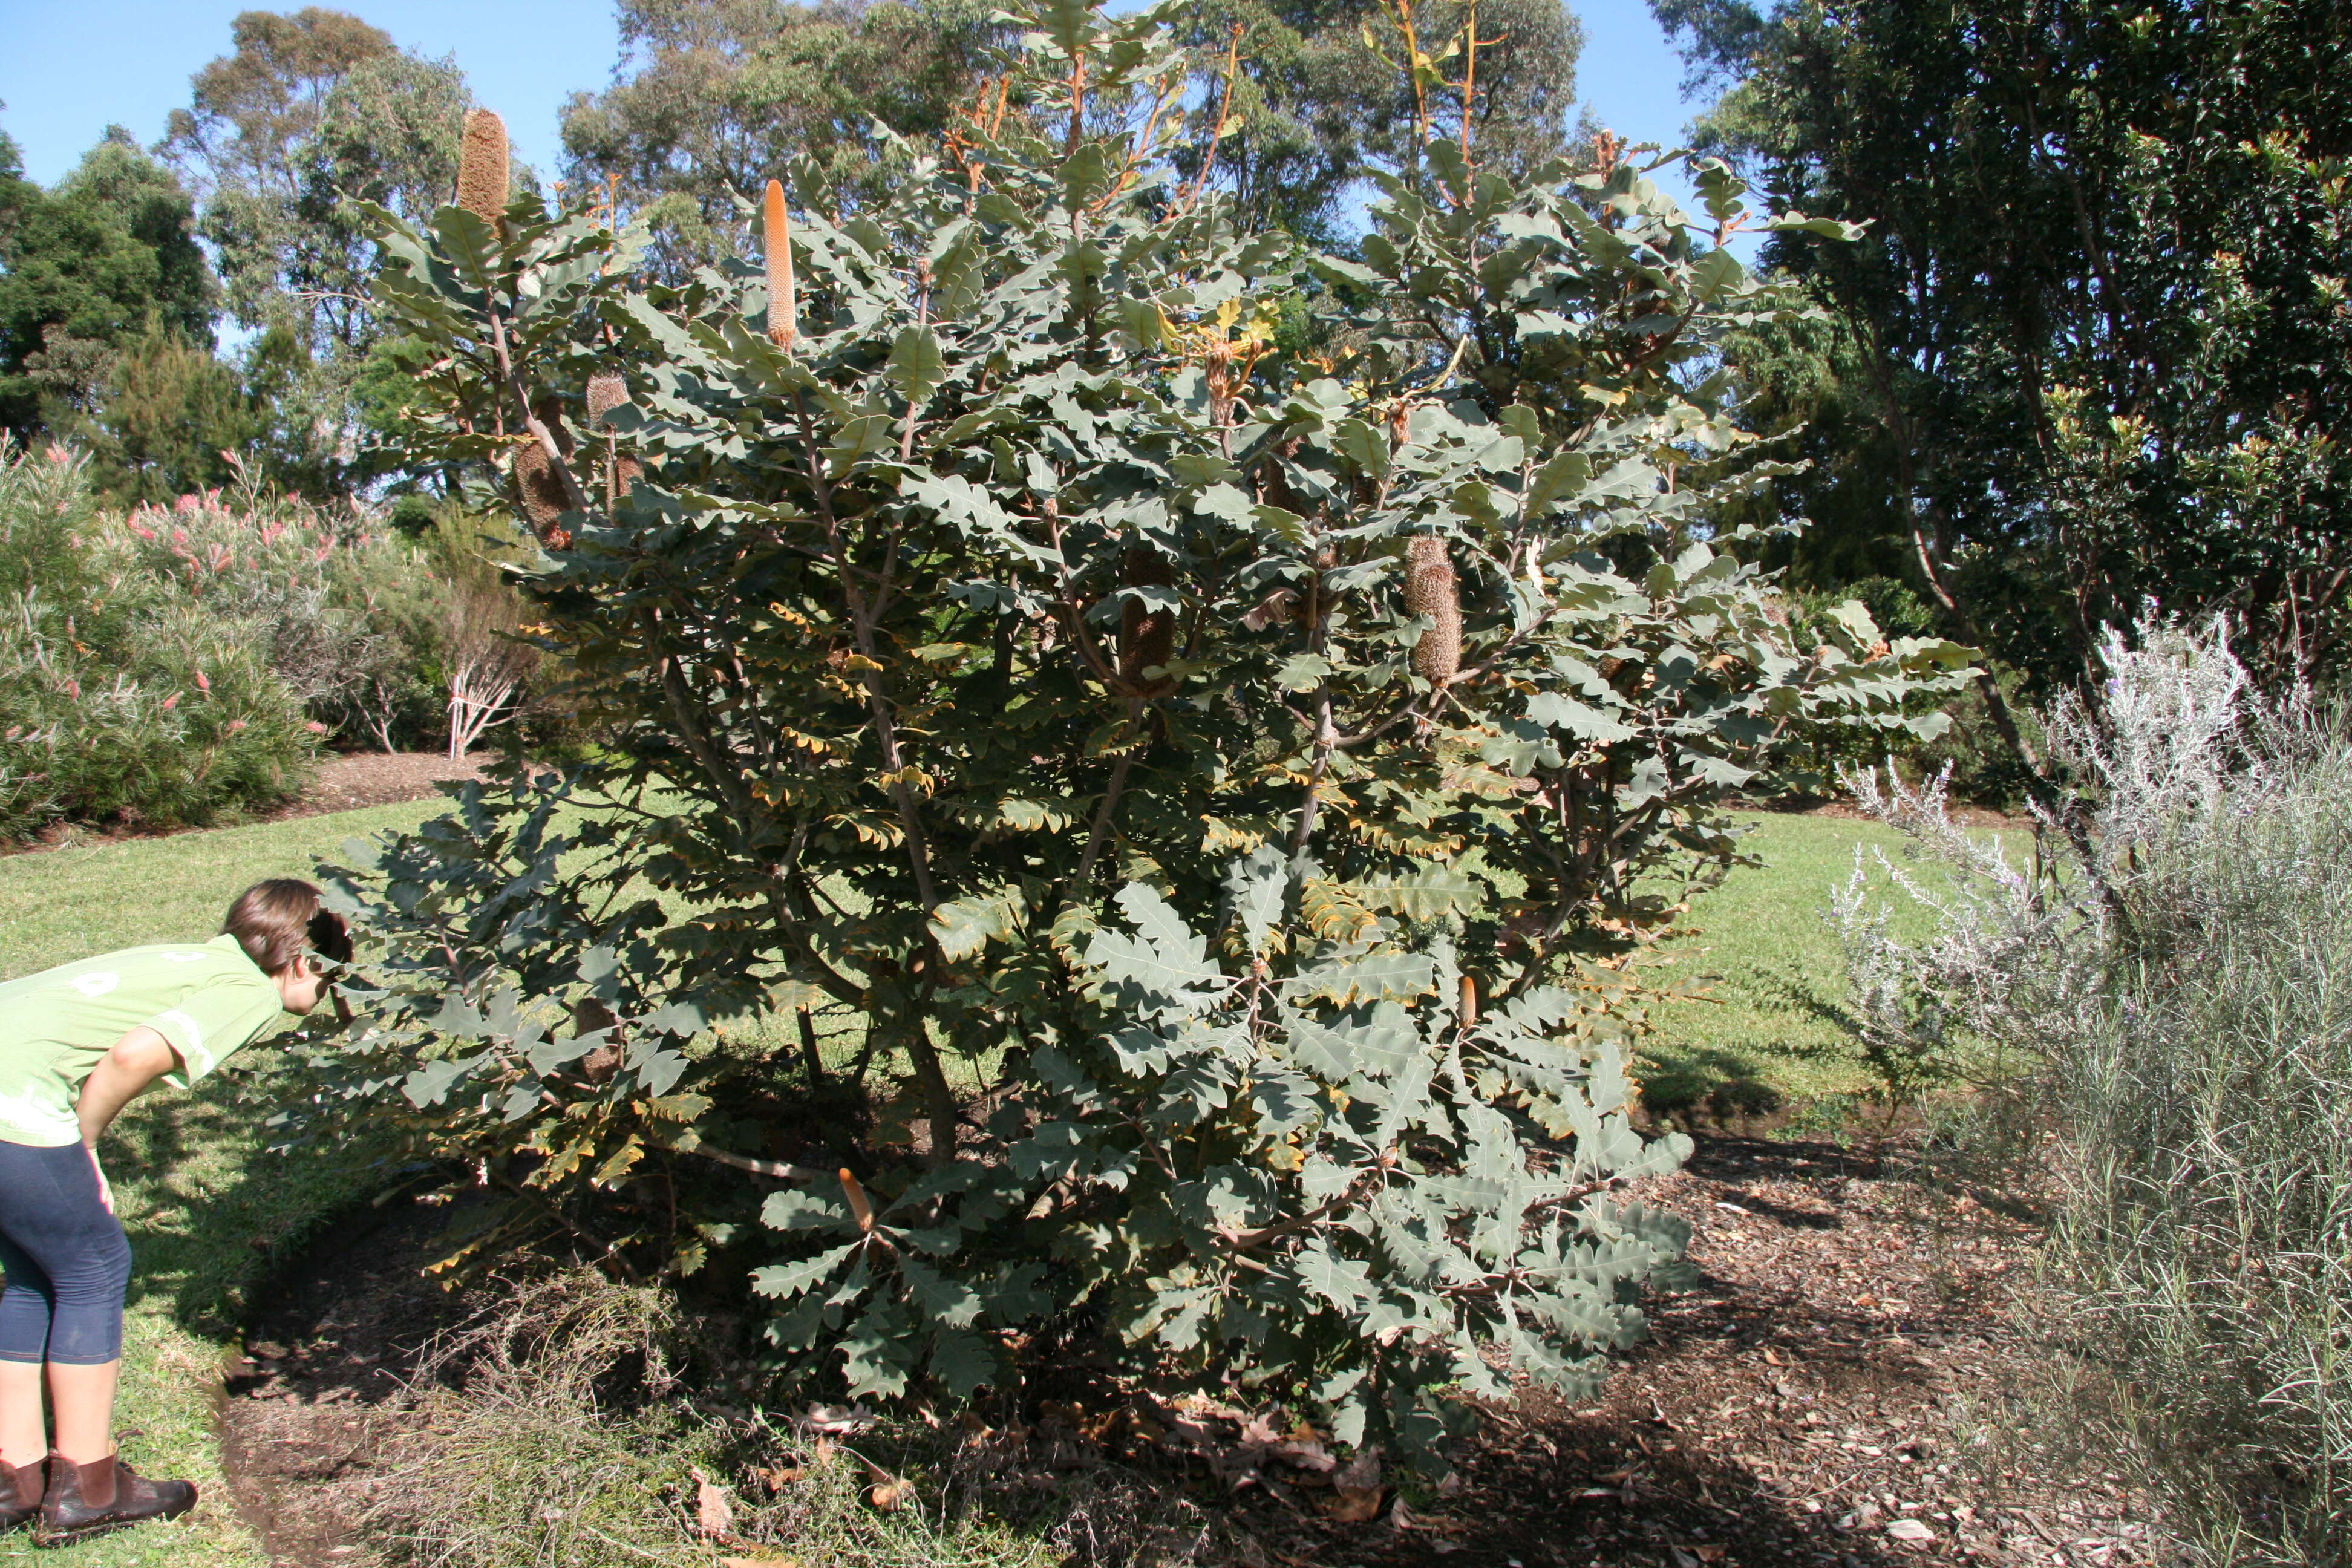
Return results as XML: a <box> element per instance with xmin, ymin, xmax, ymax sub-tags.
<box><xmin>222</xmin><ymin>880</ymin><xmax>352</xmax><ymax>975</ymax></box>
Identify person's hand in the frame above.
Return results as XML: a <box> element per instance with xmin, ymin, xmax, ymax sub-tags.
<box><xmin>87</xmin><ymin>1145</ymin><xmax>114</xmax><ymax>1215</ymax></box>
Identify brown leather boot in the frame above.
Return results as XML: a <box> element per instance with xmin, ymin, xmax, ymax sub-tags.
<box><xmin>0</xmin><ymin>1459</ymin><xmax>41</xmax><ymax>1532</ymax></box>
<box><xmin>36</xmin><ymin>1450</ymin><xmax>195</xmax><ymax>1542</ymax></box>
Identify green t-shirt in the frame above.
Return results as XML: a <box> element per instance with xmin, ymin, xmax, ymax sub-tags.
<box><xmin>0</xmin><ymin>933</ymin><xmax>287</xmax><ymax>1147</ymax></box>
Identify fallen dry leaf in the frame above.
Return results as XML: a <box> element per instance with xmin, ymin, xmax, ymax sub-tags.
<box><xmin>691</xmin><ymin>1467</ymin><xmax>734</xmax><ymax>1540</ymax></box>
<box><xmin>1331</xmin><ymin>1447</ymin><xmax>1383</xmax><ymax>1493</ymax></box>
<box><xmin>752</xmin><ymin>1463</ymin><xmax>804</xmax><ymax>1493</ymax></box>
<box><xmin>719</xmin><ymin>1558</ymin><xmax>801</xmax><ymax>1568</ymax></box>
<box><xmin>1324</xmin><ymin>1486</ymin><xmax>1384</xmax><ymax>1523</ymax></box>
<box><xmin>804</xmin><ymin>1402</ymin><xmax>875</xmax><ymax>1434</ymax></box>
<box><xmin>861</xmin><ymin>1455</ymin><xmax>909</xmax><ymax>1512</ymax></box>
<box><xmin>1238</xmin><ymin>1414</ymin><xmax>1284</xmax><ymax>1446</ymax></box>
<box><xmin>1886</xmin><ymin>1518</ymin><xmax>1936</xmax><ymax>1543</ymax></box>
<box><xmin>1275</xmin><ymin>1438</ymin><xmax>1336</xmax><ymax>1474</ymax></box>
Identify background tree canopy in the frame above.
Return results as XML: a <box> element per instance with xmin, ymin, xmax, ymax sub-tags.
<box><xmin>160</xmin><ymin>5</ymin><xmax>477</xmax><ymax>497</ymax></box>
<box><xmin>1654</xmin><ymin>0</ymin><xmax>2352</xmax><ymax>733</ymax></box>
<box><xmin>0</xmin><ymin>129</ymin><xmax>216</xmax><ymax>442</ymax></box>
<box><xmin>558</xmin><ymin>0</ymin><xmax>1589</xmax><ymax>269</ymax></box>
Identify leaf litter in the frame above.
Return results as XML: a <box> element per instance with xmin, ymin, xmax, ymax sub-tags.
<box><xmin>211</xmin><ymin>1131</ymin><xmax>2163</xmax><ymax>1566</ymax></box>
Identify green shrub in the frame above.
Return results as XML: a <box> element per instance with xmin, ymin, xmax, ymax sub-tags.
<box><xmin>295</xmin><ymin>0</ymin><xmax>1969</xmax><ymax>1465</ymax></box>
<box><xmin>1767</xmin><ymin>578</ymin><xmax>2042</xmax><ymax>806</ymax></box>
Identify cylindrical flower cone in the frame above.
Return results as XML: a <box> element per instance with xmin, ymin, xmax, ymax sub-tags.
<box><xmin>763</xmin><ymin>179</ymin><xmax>797</xmax><ymax>350</ymax></box>
<box><xmin>586</xmin><ymin>370</ymin><xmax>627</xmax><ymax>427</ymax></box>
<box><xmin>1120</xmin><ymin>548</ymin><xmax>1177</xmax><ymax>686</ymax></box>
<box><xmin>1405</xmin><ymin>535</ymin><xmax>1461</xmax><ymax>685</ymax></box>
<box><xmin>457</xmin><ymin>109</ymin><xmax>509</xmax><ymax>221</ymax></box>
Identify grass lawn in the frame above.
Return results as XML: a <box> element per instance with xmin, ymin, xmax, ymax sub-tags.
<box><xmin>0</xmin><ymin>799</ymin><xmax>449</xmax><ymax>1567</ymax></box>
<box><xmin>1637</xmin><ymin>810</ymin><xmax>1901</xmax><ymax>1123</ymax></box>
<box><xmin>1639</xmin><ymin>808</ymin><xmax>2010</xmax><ymax>1126</ymax></box>
<box><xmin>0</xmin><ymin>794</ymin><xmax>1944</xmax><ymax>1563</ymax></box>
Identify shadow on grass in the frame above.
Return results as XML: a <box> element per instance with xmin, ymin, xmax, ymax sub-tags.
<box><xmin>1636</xmin><ymin>1037</ymin><xmax>1788</xmax><ymax>1123</ymax></box>
<box><xmin>108</xmin><ymin>1063</ymin><xmax>397</xmax><ymax>1337</ymax></box>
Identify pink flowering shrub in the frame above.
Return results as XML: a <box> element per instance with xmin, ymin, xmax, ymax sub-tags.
<box><xmin>0</xmin><ymin>439</ymin><xmax>325</xmax><ymax>834</ymax></box>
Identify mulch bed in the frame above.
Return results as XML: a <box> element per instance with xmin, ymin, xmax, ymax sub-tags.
<box><xmin>273</xmin><ymin>751</ymin><xmax>489</xmax><ymax>818</ymax></box>
<box><xmin>205</xmin><ymin>1134</ymin><xmax>2158</xmax><ymax>1568</ymax></box>
<box><xmin>1745</xmin><ymin>795</ymin><xmax>2028</xmax><ymax>832</ymax></box>
<box><xmin>7</xmin><ymin>752</ymin><xmax>486</xmax><ymax>857</ymax></box>
<box><xmin>212</xmin><ymin>1191</ymin><xmax>480</xmax><ymax>1567</ymax></box>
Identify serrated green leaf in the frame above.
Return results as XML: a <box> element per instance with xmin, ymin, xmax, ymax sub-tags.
<box><xmin>889</xmin><ymin>324</ymin><xmax>946</xmax><ymax>407</ymax></box>
<box><xmin>752</xmin><ymin>1241</ymin><xmax>860</xmax><ymax>1299</ymax></box>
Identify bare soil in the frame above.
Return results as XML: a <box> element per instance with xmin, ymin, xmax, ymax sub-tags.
<box><xmin>1745</xmin><ymin>795</ymin><xmax>2028</xmax><ymax>832</ymax></box>
<box><xmin>1212</xmin><ymin>1134</ymin><xmax>2154</xmax><ymax>1567</ymax></box>
<box><xmin>208</xmin><ymin>1132</ymin><xmax>2154</xmax><ymax>1568</ymax></box>
<box><xmin>212</xmin><ymin>1193</ymin><xmax>480</xmax><ymax>1567</ymax></box>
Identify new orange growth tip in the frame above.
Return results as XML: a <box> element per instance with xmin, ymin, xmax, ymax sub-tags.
<box><xmin>763</xmin><ymin>178</ymin><xmax>797</xmax><ymax>350</ymax></box>
<box><xmin>839</xmin><ymin>1167</ymin><xmax>874</xmax><ymax>1231</ymax></box>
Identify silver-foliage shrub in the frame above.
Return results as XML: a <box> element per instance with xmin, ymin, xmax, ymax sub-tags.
<box><xmin>1838</xmin><ymin>617</ymin><xmax>2352</xmax><ymax>1560</ymax></box>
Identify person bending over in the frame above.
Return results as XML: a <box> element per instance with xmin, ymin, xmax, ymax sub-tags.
<box><xmin>0</xmin><ymin>880</ymin><xmax>348</xmax><ymax>1543</ymax></box>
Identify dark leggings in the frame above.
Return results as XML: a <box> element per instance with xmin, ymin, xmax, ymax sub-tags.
<box><xmin>0</xmin><ymin>1140</ymin><xmax>131</xmax><ymax>1365</ymax></box>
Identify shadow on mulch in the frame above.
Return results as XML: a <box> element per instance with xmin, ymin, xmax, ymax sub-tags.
<box><xmin>207</xmin><ymin>1131</ymin><xmax>2141</xmax><ymax>1568</ymax></box>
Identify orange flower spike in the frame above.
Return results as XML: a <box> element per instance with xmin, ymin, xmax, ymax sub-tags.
<box><xmin>763</xmin><ymin>178</ymin><xmax>797</xmax><ymax>351</ymax></box>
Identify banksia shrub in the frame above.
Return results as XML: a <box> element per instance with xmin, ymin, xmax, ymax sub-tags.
<box><xmin>342</xmin><ymin>2</ymin><xmax>1967</xmax><ymax>1467</ymax></box>
<box><xmin>762</xmin><ymin>179</ymin><xmax>796</xmax><ymax>349</ymax></box>
<box><xmin>1119</xmin><ymin>547</ymin><xmax>1176</xmax><ymax>687</ymax></box>
<box><xmin>1405</xmin><ymin>534</ymin><xmax>1461</xmax><ymax>684</ymax></box>
<box><xmin>456</xmin><ymin>110</ymin><xmax>509</xmax><ymax>222</ymax></box>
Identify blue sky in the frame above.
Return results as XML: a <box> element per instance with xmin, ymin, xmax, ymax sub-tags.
<box><xmin>0</xmin><ymin>2</ymin><xmax>1712</xmax><ymax>181</ymax></box>
<box><xmin>0</xmin><ymin>0</ymin><xmax>1718</xmax><ymax>215</ymax></box>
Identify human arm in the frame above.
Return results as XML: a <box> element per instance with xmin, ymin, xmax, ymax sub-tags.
<box><xmin>74</xmin><ymin>1027</ymin><xmax>179</xmax><ymax>1214</ymax></box>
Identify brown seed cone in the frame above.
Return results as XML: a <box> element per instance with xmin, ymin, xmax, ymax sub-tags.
<box><xmin>611</xmin><ymin>453</ymin><xmax>642</xmax><ymax>503</ymax></box>
<box><xmin>572</xmin><ymin>998</ymin><xmax>621</xmax><ymax>1082</ymax></box>
<box><xmin>586</xmin><ymin>370</ymin><xmax>628</xmax><ymax>426</ymax></box>
<box><xmin>763</xmin><ymin>178</ymin><xmax>797</xmax><ymax>349</ymax></box>
<box><xmin>456</xmin><ymin>109</ymin><xmax>509</xmax><ymax>221</ymax></box>
<box><xmin>1119</xmin><ymin>548</ymin><xmax>1177</xmax><ymax>685</ymax></box>
<box><xmin>514</xmin><ymin>443</ymin><xmax>567</xmax><ymax>538</ymax></box>
<box><xmin>1405</xmin><ymin>535</ymin><xmax>1461</xmax><ymax>685</ymax></box>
